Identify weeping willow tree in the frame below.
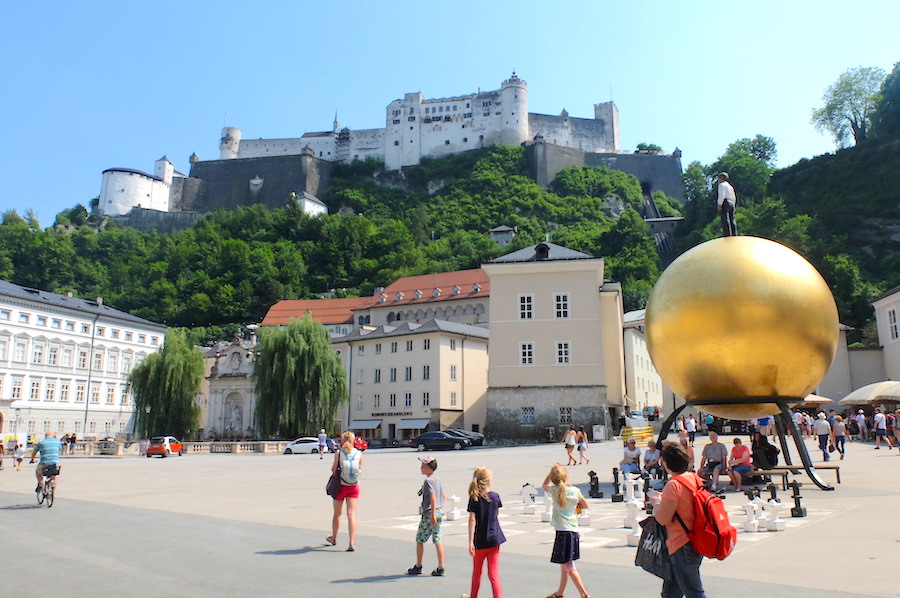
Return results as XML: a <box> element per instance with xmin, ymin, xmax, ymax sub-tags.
<box><xmin>254</xmin><ymin>314</ymin><xmax>348</xmax><ymax>438</ymax></box>
<box><xmin>129</xmin><ymin>328</ymin><xmax>204</xmax><ymax>439</ymax></box>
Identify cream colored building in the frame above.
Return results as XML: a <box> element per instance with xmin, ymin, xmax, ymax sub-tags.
<box><xmin>623</xmin><ymin>310</ymin><xmax>663</xmax><ymax>414</ymax></box>
<box><xmin>873</xmin><ymin>286</ymin><xmax>900</xmax><ymax>381</ymax></box>
<box><xmin>333</xmin><ymin>319</ymin><xmax>488</xmax><ymax>444</ymax></box>
<box><xmin>482</xmin><ymin>242</ymin><xmax>625</xmax><ymax>442</ymax></box>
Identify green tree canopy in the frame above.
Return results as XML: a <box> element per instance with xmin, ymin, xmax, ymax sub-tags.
<box><xmin>254</xmin><ymin>315</ymin><xmax>347</xmax><ymax>438</ymax></box>
<box><xmin>811</xmin><ymin>66</ymin><xmax>886</xmax><ymax>147</ymax></box>
<box><xmin>129</xmin><ymin>328</ymin><xmax>204</xmax><ymax>439</ymax></box>
<box><xmin>871</xmin><ymin>61</ymin><xmax>900</xmax><ymax>140</ymax></box>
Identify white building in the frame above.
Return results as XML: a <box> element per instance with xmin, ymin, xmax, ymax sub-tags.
<box><xmin>99</xmin><ymin>157</ymin><xmax>182</xmax><ymax>216</ymax></box>
<box><xmin>872</xmin><ymin>286</ymin><xmax>900</xmax><ymax>380</ymax></box>
<box><xmin>623</xmin><ymin>310</ymin><xmax>664</xmax><ymax>414</ymax></box>
<box><xmin>0</xmin><ymin>280</ymin><xmax>167</xmax><ymax>441</ymax></box>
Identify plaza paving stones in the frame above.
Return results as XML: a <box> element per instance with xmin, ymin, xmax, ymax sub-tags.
<box><xmin>0</xmin><ymin>435</ymin><xmax>892</xmax><ymax>596</ymax></box>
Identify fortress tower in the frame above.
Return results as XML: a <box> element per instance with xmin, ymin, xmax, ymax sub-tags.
<box><xmin>219</xmin><ymin>127</ymin><xmax>242</xmax><ymax>159</ymax></box>
<box><xmin>497</xmin><ymin>73</ymin><xmax>528</xmax><ymax>146</ymax></box>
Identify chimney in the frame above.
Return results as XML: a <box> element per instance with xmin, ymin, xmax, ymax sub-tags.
<box><xmin>66</xmin><ymin>291</ymin><xmax>73</xmax><ymax>298</ymax></box>
<box><xmin>96</xmin><ymin>297</ymin><xmax>103</xmax><ymax>306</ymax></box>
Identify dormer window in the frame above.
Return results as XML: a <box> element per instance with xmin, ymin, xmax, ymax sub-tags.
<box><xmin>452</xmin><ymin>285</ymin><xmax>461</xmax><ymax>296</ymax></box>
<box><xmin>432</xmin><ymin>288</ymin><xmax>442</xmax><ymax>298</ymax></box>
<box><xmin>378</xmin><ymin>294</ymin><xmax>387</xmax><ymax>304</ymax></box>
<box><xmin>473</xmin><ymin>283</ymin><xmax>481</xmax><ymax>293</ymax></box>
<box><xmin>414</xmin><ymin>290</ymin><xmax>422</xmax><ymax>300</ymax></box>
<box><xmin>396</xmin><ymin>292</ymin><xmax>404</xmax><ymax>301</ymax></box>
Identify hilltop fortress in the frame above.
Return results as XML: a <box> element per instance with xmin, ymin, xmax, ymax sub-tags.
<box><xmin>99</xmin><ymin>74</ymin><xmax>683</xmax><ymax>230</ymax></box>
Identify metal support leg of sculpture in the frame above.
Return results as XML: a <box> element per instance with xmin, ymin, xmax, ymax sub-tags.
<box><xmin>656</xmin><ymin>404</ymin><xmax>687</xmax><ymax>449</ymax></box>
<box><xmin>773</xmin><ymin>412</ymin><xmax>794</xmax><ymax>466</ymax></box>
<box><xmin>777</xmin><ymin>402</ymin><xmax>833</xmax><ymax>491</ymax></box>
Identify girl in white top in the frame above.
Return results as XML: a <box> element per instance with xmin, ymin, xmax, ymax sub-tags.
<box><xmin>542</xmin><ymin>464</ymin><xmax>591</xmax><ymax>598</ymax></box>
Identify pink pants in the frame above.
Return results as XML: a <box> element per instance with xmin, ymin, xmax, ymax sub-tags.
<box><xmin>471</xmin><ymin>545</ymin><xmax>502</xmax><ymax>598</ymax></box>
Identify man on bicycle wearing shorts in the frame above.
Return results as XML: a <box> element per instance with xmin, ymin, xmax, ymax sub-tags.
<box><xmin>30</xmin><ymin>431</ymin><xmax>62</xmax><ymax>493</ymax></box>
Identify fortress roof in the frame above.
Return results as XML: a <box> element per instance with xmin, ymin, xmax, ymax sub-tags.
<box><xmin>102</xmin><ymin>167</ymin><xmax>163</xmax><ymax>182</ymax></box>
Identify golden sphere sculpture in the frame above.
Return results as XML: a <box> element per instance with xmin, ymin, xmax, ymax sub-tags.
<box><xmin>645</xmin><ymin>236</ymin><xmax>839</xmax><ymax>420</ymax></box>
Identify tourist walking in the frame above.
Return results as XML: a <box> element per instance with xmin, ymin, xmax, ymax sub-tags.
<box><xmin>833</xmin><ymin>416</ymin><xmax>846</xmax><ymax>459</ymax></box>
<box><xmin>650</xmin><ymin>441</ymin><xmax>709</xmax><ymax>598</ymax></box>
<box><xmin>855</xmin><ymin>410</ymin><xmax>869</xmax><ymax>443</ymax></box>
<box><xmin>576</xmin><ymin>426</ymin><xmax>590</xmax><ymax>465</ymax></box>
<box><xmin>676</xmin><ymin>416</ymin><xmax>687</xmax><ymax>441</ymax></box>
<box><xmin>465</xmin><ymin>466</ymin><xmax>505</xmax><ymax>598</ymax></box>
<box><xmin>813</xmin><ymin>413</ymin><xmax>832</xmax><ymax>461</ymax></box>
<box><xmin>14</xmin><ymin>441</ymin><xmax>25</xmax><ymax>471</ymax></box>
<box><xmin>562</xmin><ymin>426</ymin><xmax>577</xmax><ymax>466</ymax></box>
<box><xmin>326</xmin><ymin>431</ymin><xmax>363</xmax><ymax>552</ymax></box>
<box><xmin>542</xmin><ymin>464</ymin><xmax>591</xmax><ymax>598</ymax></box>
<box><xmin>317</xmin><ymin>428</ymin><xmax>328</xmax><ymax>459</ymax></box>
<box><xmin>873</xmin><ymin>408</ymin><xmax>890</xmax><ymax>449</ymax></box>
<box><xmin>407</xmin><ymin>456</ymin><xmax>446</xmax><ymax>576</ymax></box>
<box><xmin>685</xmin><ymin>415</ymin><xmax>697</xmax><ymax>446</ymax></box>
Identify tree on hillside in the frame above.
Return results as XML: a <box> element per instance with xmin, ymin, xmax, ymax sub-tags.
<box><xmin>726</xmin><ymin>135</ymin><xmax>777</xmax><ymax>169</ymax></box>
<box><xmin>254</xmin><ymin>315</ymin><xmax>347</xmax><ymax>438</ymax></box>
<box><xmin>871</xmin><ymin>61</ymin><xmax>900</xmax><ymax>140</ymax></box>
<box><xmin>129</xmin><ymin>328</ymin><xmax>204</xmax><ymax>439</ymax></box>
<box><xmin>811</xmin><ymin>66</ymin><xmax>886</xmax><ymax>147</ymax></box>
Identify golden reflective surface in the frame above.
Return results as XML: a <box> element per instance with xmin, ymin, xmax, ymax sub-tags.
<box><xmin>646</xmin><ymin>237</ymin><xmax>839</xmax><ymax>419</ymax></box>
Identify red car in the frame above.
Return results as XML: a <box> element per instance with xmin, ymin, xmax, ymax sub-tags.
<box><xmin>333</xmin><ymin>437</ymin><xmax>368</xmax><ymax>451</ymax></box>
<box><xmin>146</xmin><ymin>436</ymin><xmax>184</xmax><ymax>457</ymax></box>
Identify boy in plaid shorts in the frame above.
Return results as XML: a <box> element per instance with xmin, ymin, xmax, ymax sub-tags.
<box><xmin>407</xmin><ymin>456</ymin><xmax>446</xmax><ymax>576</ymax></box>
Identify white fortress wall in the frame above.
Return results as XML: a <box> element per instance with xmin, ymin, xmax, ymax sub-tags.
<box><xmin>529</xmin><ymin>113</ymin><xmax>617</xmax><ymax>153</ymax></box>
<box><xmin>99</xmin><ymin>170</ymin><xmax>170</xmax><ymax>216</ymax></box>
<box><xmin>346</xmin><ymin>128</ymin><xmax>386</xmax><ymax>162</ymax></box>
<box><xmin>237</xmin><ymin>137</ymin><xmax>324</xmax><ymax>159</ymax></box>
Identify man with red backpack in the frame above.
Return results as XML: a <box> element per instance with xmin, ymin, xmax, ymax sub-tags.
<box><xmin>650</xmin><ymin>440</ymin><xmax>737</xmax><ymax>597</ymax></box>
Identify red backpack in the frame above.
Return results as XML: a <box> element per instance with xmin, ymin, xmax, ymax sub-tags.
<box><xmin>672</xmin><ymin>474</ymin><xmax>737</xmax><ymax>560</ymax></box>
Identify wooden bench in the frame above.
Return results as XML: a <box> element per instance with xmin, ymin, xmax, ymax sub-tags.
<box><xmin>746</xmin><ymin>464</ymin><xmax>841</xmax><ymax>490</ymax></box>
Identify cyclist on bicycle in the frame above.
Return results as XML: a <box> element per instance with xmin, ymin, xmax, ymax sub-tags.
<box><xmin>30</xmin><ymin>431</ymin><xmax>62</xmax><ymax>493</ymax></box>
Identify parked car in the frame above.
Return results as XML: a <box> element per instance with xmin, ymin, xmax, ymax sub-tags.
<box><xmin>332</xmin><ymin>436</ymin><xmax>369</xmax><ymax>451</ymax></box>
<box><xmin>146</xmin><ymin>436</ymin><xmax>184</xmax><ymax>458</ymax></box>
<box><xmin>447</xmin><ymin>428</ymin><xmax>484</xmax><ymax>446</ymax></box>
<box><xmin>410</xmin><ymin>431</ymin><xmax>470</xmax><ymax>451</ymax></box>
<box><xmin>283</xmin><ymin>437</ymin><xmax>325</xmax><ymax>455</ymax></box>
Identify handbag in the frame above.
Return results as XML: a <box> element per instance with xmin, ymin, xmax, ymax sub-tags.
<box><xmin>326</xmin><ymin>466</ymin><xmax>341</xmax><ymax>499</ymax></box>
<box><xmin>828</xmin><ymin>442</ymin><xmax>836</xmax><ymax>453</ymax></box>
<box><xmin>635</xmin><ymin>516</ymin><xmax>671</xmax><ymax>580</ymax></box>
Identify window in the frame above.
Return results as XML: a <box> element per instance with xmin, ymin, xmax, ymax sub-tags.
<box><xmin>74</xmin><ymin>421</ymin><xmax>81</xmax><ymax>433</ymax></box>
<box><xmin>27</xmin><ymin>420</ymin><xmax>36</xmax><ymax>434</ymax></box>
<box><xmin>556</xmin><ymin>341</ymin><xmax>571</xmax><ymax>364</ymax></box>
<box><xmin>373</xmin><ymin>394</ymin><xmax>381</xmax><ymax>408</ymax></box>
<box><xmin>560</xmin><ymin>407</ymin><xmax>573</xmax><ymax>424</ymax></box>
<box><xmin>890</xmin><ymin>308</ymin><xmax>899</xmax><ymax>341</ymax></box>
<box><xmin>124</xmin><ymin>332</ymin><xmax>133</xmax><ymax>341</ymax></box>
<box><xmin>389</xmin><ymin>393</ymin><xmax>397</xmax><ymax>407</ymax></box>
<box><xmin>88</xmin><ymin>421</ymin><xmax>97</xmax><ymax>434</ymax></box>
<box><xmin>32</xmin><ymin>344</ymin><xmax>44</xmax><ymax>364</ymax></box>
<box><xmin>90</xmin><ymin>386</ymin><xmax>100</xmax><ymax>404</ymax></box>
<box><xmin>151</xmin><ymin>336</ymin><xmax>159</xmax><ymax>346</ymax></box>
<box><xmin>30</xmin><ymin>381</ymin><xmax>41</xmax><ymax>400</ymax></box>
<box><xmin>374</xmin><ymin>369</ymin><xmax>382</xmax><ymax>383</ymax></box>
<box><xmin>138</xmin><ymin>334</ymin><xmax>146</xmax><ymax>343</ymax></box>
<box><xmin>522</xmin><ymin>407</ymin><xmax>536</xmax><ymax>424</ymax></box>
<box><xmin>7</xmin><ymin>420</ymin><xmax>15</xmax><ymax>433</ymax></box>
<box><xmin>423</xmin><ymin>338</ymin><xmax>431</xmax><ymax>350</ymax></box>
<box><xmin>11</xmin><ymin>379</ymin><xmax>23</xmax><ymax>399</ymax></box>
<box><xmin>357</xmin><ymin>345</ymin><xmax>364</xmax><ymax>356</ymax></box>
<box><xmin>108</xmin><ymin>353</ymin><xmax>117</xmax><ymax>372</ymax></box>
<box><xmin>555</xmin><ymin>293</ymin><xmax>570</xmax><ymax>318</ymax></box>
<box><xmin>520</xmin><ymin>342</ymin><xmax>534</xmax><ymax>365</ymax></box>
<box><xmin>78</xmin><ymin>350</ymin><xmax>88</xmax><ymax>369</ymax></box>
<box><xmin>356</xmin><ymin>369</ymin><xmax>364</xmax><ymax>384</ymax></box>
<box><xmin>58</xmin><ymin>420</ymin><xmax>65</xmax><ymax>432</ymax></box>
<box><xmin>406</xmin><ymin>340</ymin><xmax>413</xmax><ymax>351</ymax></box>
<box><xmin>44</xmin><ymin>381</ymin><xmax>55</xmax><ymax>402</ymax></box>
<box><xmin>0</xmin><ymin>340</ymin><xmax>5</xmax><ymax>361</ymax></box>
<box><xmin>75</xmin><ymin>383</ymin><xmax>85</xmax><ymax>403</ymax></box>
<box><xmin>0</xmin><ymin>309</ymin><xmax>9</xmax><ymax>320</ymax></box>
<box><xmin>450</xmin><ymin>339</ymin><xmax>457</xmax><ymax>351</ymax></box>
<box><xmin>123</xmin><ymin>354</ymin><xmax>132</xmax><ymax>373</ymax></box>
<box><xmin>48</xmin><ymin>346</ymin><xmax>58</xmax><ymax>366</ymax></box>
<box><xmin>62</xmin><ymin>348</ymin><xmax>72</xmax><ymax>367</ymax></box>
<box><xmin>121</xmin><ymin>386</ymin><xmax>129</xmax><ymax>404</ymax></box>
<box><xmin>450</xmin><ymin>391</ymin><xmax>458</xmax><ymax>407</ymax></box>
<box><xmin>37</xmin><ymin>316</ymin><xmax>47</xmax><ymax>326</ymax></box>
<box><xmin>14</xmin><ymin>342</ymin><xmax>26</xmax><ymax>362</ymax></box>
<box><xmin>104</xmin><ymin>421</ymin><xmax>112</xmax><ymax>434</ymax></box>
<box><xmin>375</xmin><ymin>343</ymin><xmax>382</xmax><ymax>354</ymax></box>
<box><xmin>81</xmin><ymin>324</ymin><xmax>90</xmax><ymax>333</ymax></box>
<box><xmin>93</xmin><ymin>351</ymin><xmax>104</xmax><ymax>370</ymax></box>
<box><xmin>96</xmin><ymin>326</ymin><xmax>105</xmax><ymax>337</ymax></box>
<box><xmin>405</xmin><ymin>366</ymin><xmax>412</xmax><ymax>381</ymax></box>
<box><xmin>519</xmin><ymin>295</ymin><xmax>534</xmax><ymax>319</ymax></box>
<box><xmin>65</xmin><ymin>321</ymin><xmax>74</xmax><ymax>331</ymax></box>
<box><xmin>19</xmin><ymin>313</ymin><xmax>30</xmax><ymax>324</ymax></box>
<box><xmin>423</xmin><ymin>364</ymin><xmax>430</xmax><ymax>380</ymax></box>
<box><xmin>404</xmin><ymin>392</ymin><xmax>412</xmax><ymax>407</ymax></box>
<box><xmin>391</xmin><ymin>342</ymin><xmax>398</xmax><ymax>353</ymax></box>
<box><xmin>423</xmin><ymin>392</ymin><xmax>430</xmax><ymax>407</ymax></box>
<box><xmin>389</xmin><ymin>368</ymin><xmax>397</xmax><ymax>382</ymax></box>
<box><xmin>111</xmin><ymin>329</ymin><xmax>119</xmax><ymax>339</ymax></box>
<box><xmin>106</xmin><ymin>387</ymin><xmax>115</xmax><ymax>404</ymax></box>
<box><xmin>356</xmin><ymin>395</ymin><xmax>363</xmax><ymax>410</ymax></box>
<box><xmin>450</xmin><ymin>364</ymin><xmax>457</xmax><ymax>380</ymax></box>
<box><xmin>60</xmin><ymin>381</ymin><xmax>70</xmax><ymax>402</ymax></box>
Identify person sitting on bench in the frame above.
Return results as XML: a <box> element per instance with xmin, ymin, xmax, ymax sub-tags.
<box><xmin>698</xmin><ymin>432</ymin><xmax>728</xmax><ymax>491</ymax></box>
<box><xmin>727</xmin><ymin>437</ymin><xmax>752</xmax><ymax>492</ymax></box>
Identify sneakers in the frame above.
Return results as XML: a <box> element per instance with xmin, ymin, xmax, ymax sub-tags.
<box><xmin>35</xmin><ymin>485</ymin><xmax>41</xmax><ymax>493</ymax></box>
<box><xmin>406</xmin><ymin>564</ymin><xmax>422</xmax><ymax>575</ymax></box>
<box><xmin>431</xmin><ymin>566</ymin><xmax>445</xmax><ymax>577</ymax></box>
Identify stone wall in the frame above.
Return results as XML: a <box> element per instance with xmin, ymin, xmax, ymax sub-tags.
<box><xmin>109</xmin><ymin>207</ymin><xmax>203</xmax><ymax>234</ymax></box>
<box><xmin>528</xmin><ymin>142</ymin><xmax>685</xmax><ymax>201</ymax></box>
<box><xmin>485</xmin><ymin>385</ymin><xmax>610</xmax><ymax>443</ymax></box>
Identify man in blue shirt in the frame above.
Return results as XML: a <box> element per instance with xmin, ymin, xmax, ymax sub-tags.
<box><xmin>30</xmin><ymin>431</ymin><xmax>62</xmax><ymax>493</ymax></box>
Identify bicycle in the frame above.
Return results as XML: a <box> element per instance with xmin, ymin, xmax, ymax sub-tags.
<box><xmin>36</xmin><ymin>464</ymin><xmax>60</xmax><ymax>508</ymax></box>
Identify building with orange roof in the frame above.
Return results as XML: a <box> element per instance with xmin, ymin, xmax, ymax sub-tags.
<box><xmin>260</xmin><ymin>296</ymin><xmax>374</xmax><ymax>337</ymax></box>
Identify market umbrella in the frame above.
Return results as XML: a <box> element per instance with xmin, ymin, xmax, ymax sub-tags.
<box><xmin>797</xmin><ymin>394</ymin><xmax>834</xmax><ymax>408</ymax></box>
<box><xmin>838</xmin><ymin>381</ymin><xmax>900</xmax><ymax>406</ymax></box>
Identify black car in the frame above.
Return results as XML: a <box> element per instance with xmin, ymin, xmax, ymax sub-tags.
<box><xmin>410</xmin><ymin>431</ymin><xmax>470</xmax><ymax>451</ymax></box>
<box><xmin>447</xmin><ymin>428</ymin><xmax>485</xmax><ymax>446</ymax></box>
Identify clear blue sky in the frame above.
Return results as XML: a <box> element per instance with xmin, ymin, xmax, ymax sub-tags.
<box><xmin>1</xmin><ymin>1</ymin><xmax>896</xmax><ymax>227</ymax></box>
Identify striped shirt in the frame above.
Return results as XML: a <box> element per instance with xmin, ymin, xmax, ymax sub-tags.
<box><xmin>36</xmin><ymin>437</ymin><xmax>62</xmax><ymax>465</ymax></box>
